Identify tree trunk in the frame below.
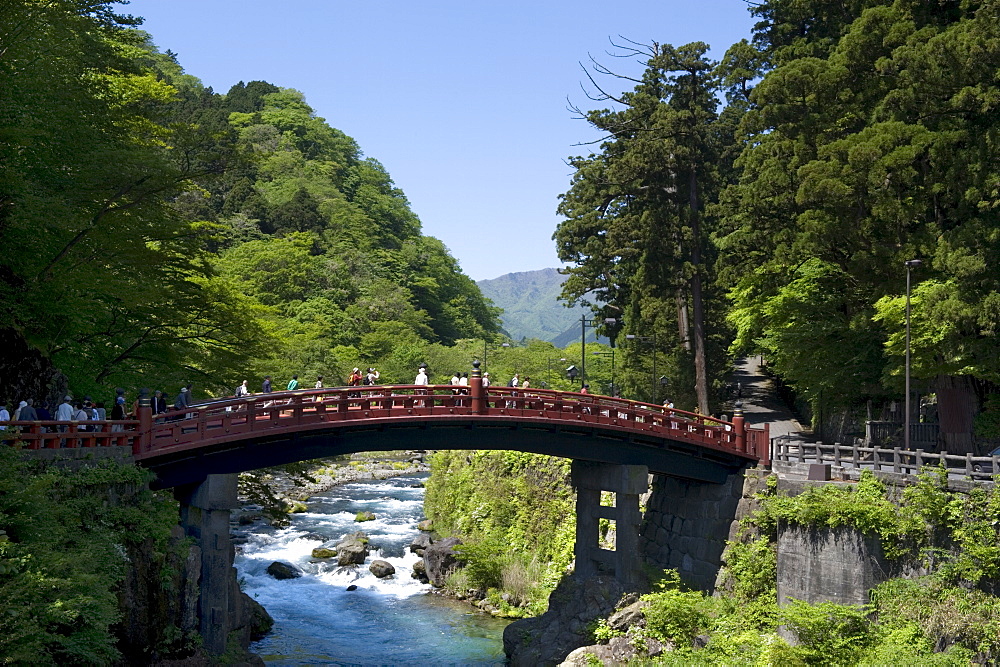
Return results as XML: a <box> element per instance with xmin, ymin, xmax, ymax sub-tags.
<box><xmin>675</xmin><ymin>288</ymin><xmax>690</xmax><ymax>351</ymax></box>
<box><xmin>934</xmin><ymin>374</ymin><xmax>980</xmax><ymax>454</ymax></box>
<box><xmin>689</xmin><ymin>169</ymin><xmax>709</xmax><ymax>414</ymax></box>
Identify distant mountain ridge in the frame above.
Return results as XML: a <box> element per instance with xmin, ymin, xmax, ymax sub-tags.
<box><xmin>477</xmin><ymin>268</ymin><xmax>605</xmax><ymax>345</ymax></box>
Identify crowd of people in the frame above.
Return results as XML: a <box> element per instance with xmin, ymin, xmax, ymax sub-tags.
<box><xmin>0</xmin><ymin>365</ymin><xmax>596</xmax><ymax>429</ymax></box>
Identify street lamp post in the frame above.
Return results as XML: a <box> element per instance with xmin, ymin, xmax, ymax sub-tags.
<box><xmin>580</xmin><ymin>316</ymin><xmax>617</xmax><ymax>385</ymax></box>
<box><xmin>904</xmin><ymin>259</ymin><xmax>922</xmax><ymax>450</ymax></box>
<box><xmin>625</xmin><ymin>333</ymin><xmax>657</xmax><ymax>402</ymax></box>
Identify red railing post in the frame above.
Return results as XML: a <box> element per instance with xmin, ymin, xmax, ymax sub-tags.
<box><xmin>732</xmin><ymin>402</ymin><xmax>746</xmax><ymax>454</ymax></box>
<box><xmin>470</xmin><ymin>360</ymin><xmax>485</xmax><ymax>414</ymax></box>
<box><xmin>136</xmin><ymin>388</ymin><xmax>152</xmax><ymax>456</ymax></box>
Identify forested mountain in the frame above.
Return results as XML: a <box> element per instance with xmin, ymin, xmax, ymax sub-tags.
<box><xmin>0</xmin><ymin>2</ymin><xmax>500</xmax><ymax>404</ymax></box>
<box><xmin>556</xmin><ymin>0</ymin><xmax>1000</xmax><ymax>450</ymax></box>
<box><xmin>476</xmin><ymin>268</ymin><xmax>603</xmax><ymax>344</ymax></box>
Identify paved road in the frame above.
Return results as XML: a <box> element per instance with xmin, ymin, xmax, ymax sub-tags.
<box><xmin>729</xmin><ymin>357</ymin><xmax>804</xmax><ymax>441</ymax></box>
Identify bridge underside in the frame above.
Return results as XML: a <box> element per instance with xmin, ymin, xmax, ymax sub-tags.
<box><xmin>142</xmin><ymin>415</ymin><xmax>751</xmax><ymax>489</ymax></box>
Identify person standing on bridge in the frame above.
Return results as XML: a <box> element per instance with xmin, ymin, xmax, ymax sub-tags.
<box><xmin>414</xmin><ymin>366</ymin><xmax>429</xmax><ymax>407</ymax></box>
<box><xmin>506</xmin><ymin>373</ymin><xmax>519</xmax><ymax>408</ymax></box>
<box><xmin>56</xmin><ymin>396</ymin><xmax>73</xmax><ymax>430</ymax></box>
<box><xmin>73</xmin><ymin>401</ymin><xmax>89</xmax><ymax>431</ymax></box>
<box><xmin>314</xmin><ymin>376</ymin><xmax>323</xmax><ymax>390</ymax></box>
<box><xmin>0</xmin><ymin>403</ymin><xmax>8</xmax><ymax>429</ymax></box>
<box><xmin>286</xmin><ymin>375</ymin><xmax>299</xmax><ymax>391</ymax></box>
<box><xmin>235</xmin><ymin>380</ymin><xmax>251</xmax><ymax>398</ymax></box>
<box><xmin>365</xmin><ymin>368</ymin><xmax>379</xmax><ymax>386</ymax></box>
<box><xmin>18</xmin><ymin>399</ymin><xmax>37</xmax><ymax>421</ymax></box>
<box><xmin>153</xmin><ymin>390</ymin><xmax>168</xmax><ymax>415</ymax></box>
<box><xmin>262</xmin><ymin>376</ymin><xmax>272</xmax><ymax>393</ymax></box>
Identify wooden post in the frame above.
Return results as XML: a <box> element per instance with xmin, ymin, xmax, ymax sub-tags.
<box><xmin>732</xmin><ymin>402</ymin><xmax>746</xmax><ymax>454</ymax></box>
<box><xmin>136</xmin><ymin>388</ymin><xmax>152</xmax><ymax>456</ymax></box>
<box><xmin>470</xmin><ymin>360</ymin><xmax>485</xmax><ymax>414</ymax></box>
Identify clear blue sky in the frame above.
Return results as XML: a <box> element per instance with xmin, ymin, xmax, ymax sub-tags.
<box><xmin>124</xmin><ymin>0</ymin><xmax>757</xmax><ymax>281</ymax></box>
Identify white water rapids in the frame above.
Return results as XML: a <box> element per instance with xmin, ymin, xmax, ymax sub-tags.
<box><xmin>235</xmin><ymin>473</ymin><xmax>510</xmax><ymax>665</ymax></box>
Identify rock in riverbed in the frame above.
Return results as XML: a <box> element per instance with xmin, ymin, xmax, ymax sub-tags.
<box><xmin>369</xmin><ymin>560</ymin><xmax>396</xmax><ymax>578</ymax></box>
<box><xmin>266</xmin><ymin>561</ymin><xmax>303</xmax><ymax>580</ymax></box>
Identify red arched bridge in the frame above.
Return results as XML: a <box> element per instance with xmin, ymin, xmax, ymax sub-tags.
<box><xmin>3</xmin><ymin>378</ymin><xmax>768</xmax><ymax>488</ymax></box>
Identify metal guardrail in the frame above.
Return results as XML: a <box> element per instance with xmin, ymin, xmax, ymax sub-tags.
<box><xmin>772</xmin><ymin>435</ymin><xmax>999</xmax><ymax>483</ymax></box>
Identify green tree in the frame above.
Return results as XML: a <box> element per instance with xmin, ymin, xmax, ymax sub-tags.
<box><xmin>720</xmin><ymin>0</ymin><xmax>1000</xmax><ymax>448</ymax></box>
<box><xmin>555</xmin><ymin>41</ymin><xmax>740</xmax><ymax>412</ymax></box>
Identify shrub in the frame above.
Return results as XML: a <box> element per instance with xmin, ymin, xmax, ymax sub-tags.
<box><xmin>641</xmin><ymin>571</ymin><xmax>718</xmax><ymax>646</ymax></box>
<box><xmin>870</xmin><ymin>577</ymin><xmax>1000</xmax><ymax>661</ymax></box>
<box><xmin>779</xmin><ymin>599</ymin><xmax>872</xmax><ymax>664</ymax></box>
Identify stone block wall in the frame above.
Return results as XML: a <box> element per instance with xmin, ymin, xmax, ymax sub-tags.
<box><xmin>639</xmin><ymin>466</ymin><xmax>755</xmax><ymax>591</ymax></box>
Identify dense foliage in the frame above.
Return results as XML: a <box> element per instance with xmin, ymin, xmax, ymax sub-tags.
<box><xmin>0</xmin><ymin>0</ymin><xmax>500</xmax><ymax>406</ymax></box>
<box><xmin>556</xmin><ymin>0</ymin><xmax>1000</xmax><ymax>445</ymax></box>
<box><xmin>0</xmin><ymin>446</ymin><xmax>179</xmax><ymax>664</ymax></box>
<box><xmin>423</xmin><ymin>451</ymin><xmax>576</xmax><ymax>616</ymax></box>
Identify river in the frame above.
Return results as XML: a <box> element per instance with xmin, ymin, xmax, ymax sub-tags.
<box><xmin>235</xmin><ymin>472</ymin><xmax>511</xmax><ymax>665</ymax></box>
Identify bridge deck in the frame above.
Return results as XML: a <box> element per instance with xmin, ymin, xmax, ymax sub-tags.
<box><xmin>2</xmin><ymin>386</ymin><xmax>767</xmax><ymax>483</ymax></box>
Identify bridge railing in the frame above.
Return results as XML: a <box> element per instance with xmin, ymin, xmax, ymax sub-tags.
<box><xmin>772</xmin><ymin>436</ymin><xmax>998</xmax><ymax>483</ymax></box>
<box><xmin>0</xmin><ymin>420</ymin><xmax>141</xmax><ymax>450</ymax></box>
<box><xmin>136</xmin><ymin>384</ymin><xmax>763</xmax><ymax>460</ymax></box>
<box><xmin>2</xmin><ymin>383</ymin><xmax>767</xmax><ymax>464</ymax></box>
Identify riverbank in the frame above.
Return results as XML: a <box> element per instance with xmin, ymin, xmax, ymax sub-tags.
<box><xmin>236</xmin><ymin>451</ymin><xmax>431</xmax><ymax>517</ymax></box>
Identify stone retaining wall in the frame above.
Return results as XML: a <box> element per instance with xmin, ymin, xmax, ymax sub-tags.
<box><xmin>639</xmin><ymin>466</ymin><xmax>759</xmax><ymax>591</ymax></box>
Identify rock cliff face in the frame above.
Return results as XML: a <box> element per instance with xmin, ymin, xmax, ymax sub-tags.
<box><xmin>115</xmin><ymin>523</ymin><xmax>273</xmax><ymax>665</ymax></box>
<box><xmin>0</xmin><ymin>327</ymin><xmax>69</xmax><ymax>410</ymax></box>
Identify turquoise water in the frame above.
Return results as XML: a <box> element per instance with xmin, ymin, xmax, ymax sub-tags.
<box><xmin>236</xmin><ymin>474</ymin><xmax>510</xmax><ymax>665</ymax></box>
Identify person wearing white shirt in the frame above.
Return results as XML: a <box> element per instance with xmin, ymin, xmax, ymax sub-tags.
<box><xmin>414</xmin><ymin>367</ymin><xmax>429</xmax><ymax>407</ymax></box>
<box><xmin>73</xmin><ymin>402</ymin><xmax>90</xmax><ymax>431</ymax></box>
<box><xmin>0</xmin><ymin>404</ymin><xmax>9</xmax><ymax>430</ymax></box>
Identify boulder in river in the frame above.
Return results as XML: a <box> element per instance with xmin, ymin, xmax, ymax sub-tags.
<box><xmin>422</xmin><ymin>537</ymin><xmax>463</xmax><ymax>587</ymax></box>
<box><xmin>286</xmin><ymin>500</ymin><xmax>309</xmax><ymax>513</ymax></box>
<box><xmin>311</xmin><ymin>543</ymin><xmax>337</xmax><ymax>559</ymax></box>
<box><xmin>369</xmin><ymin>560</ymin><xmax>396</xmax><ymax>578</ymax></box>
<box><xmin>409</xmin><ymin>533</ymin><xmax>433</xmax><ymax>554</ymax></box>
<box><xmin>355</xmin><ymin>511</ymin><xmax>377</xmax><ymax>522</ymax></box>
<box><xmin>411</xmin><ymin>559</ymin><xmax>428</xmax><ymax>582</ymax></box>
<box><xmin>336</xmin><ymin>532</ymin><xmax>369</xmax><ymax>565</ymax></box>
<box><xmin>266</xmin><ymin>561</ymin><xmax>303</xmax><ymax>580</ymax></box>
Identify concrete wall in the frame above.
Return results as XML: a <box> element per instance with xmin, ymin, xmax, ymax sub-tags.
<box><xmin>776</xmin><ymin>524</ymin><xmax>899</xmax><ymax>606</ymax></box>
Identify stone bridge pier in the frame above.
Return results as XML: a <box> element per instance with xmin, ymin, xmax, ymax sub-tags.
<box><xmin>173</xmin><ymin>473</ymin><xmax>240</xmax><ymax>656</ymax></box>
<box><xmin>572</xmin><ymin>461</ymin><xmax>648</xmax><ymax>586</ymax></box>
